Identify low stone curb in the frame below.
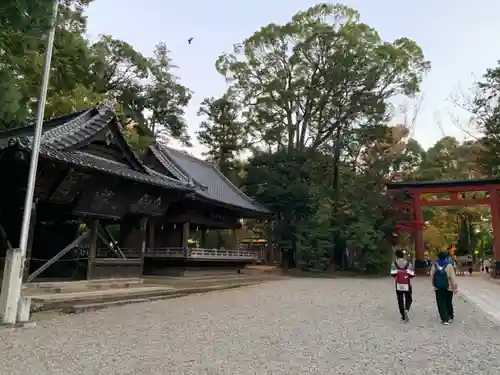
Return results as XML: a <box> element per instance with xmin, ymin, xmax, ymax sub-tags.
<box><xmin>34</xmin><ymin>281</ymin><xmax>262</xmax><ymax>314</ymax></box>
<box><xmin>0</xmin><ymin>321</ymin><xmax>37</xmax><ymax>330</ymax></box>
<box><xmin>143</xmin><ymin>275</ymin><xmax>286</xmax><ymax>287</ymax></box>
<box><xmin>65</xmin><ymin>292</ymin><xmax>190</xmax><ymax>314</ymax></box>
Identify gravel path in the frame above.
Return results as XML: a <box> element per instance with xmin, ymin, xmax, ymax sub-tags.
<box><xmin>1</xmin><ymin>278</ymin><xmax>500</xmax><ymax>375</ymax></box>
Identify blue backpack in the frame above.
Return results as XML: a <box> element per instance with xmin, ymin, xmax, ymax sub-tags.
<box><xmin>433</xmin><ymin>264</ymin><xmax>449</xmax><ymax>290</ymax></box>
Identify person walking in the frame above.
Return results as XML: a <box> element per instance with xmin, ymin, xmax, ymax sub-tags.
<box><xmin>483</xmin><ymin>258</ymin><xmax>491</xmax><ymax>275</ymax></box>
<box><xmin>390</xmin><ymin>250</ymin><xmax>415</xmax><ymax>322</ymax></box>
<box><xmin>425</xmin><ymin>256</ymin><xmax>432</xmax><ymax>276</ymax></box>
<box><xmin>431</xmin><ymin>251</ymin><xmax>458</xmax><ymax>325</ymax></box>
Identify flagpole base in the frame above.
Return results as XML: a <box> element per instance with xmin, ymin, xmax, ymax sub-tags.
<box><xmin>0</xmin><ymin>249</ymin><xmax>23</xmax><ymax>324</ymax></box>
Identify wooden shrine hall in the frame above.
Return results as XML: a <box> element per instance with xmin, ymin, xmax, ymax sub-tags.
<box><xmin>0</xmin><ymin>104</ymin><xmax>271</xmax><ymax>281</ymax></box>
<box><xmin>142</xmin><ymin>144</ymin><xmax>271</xmax><ymax>275</ymax></box>
<box><xmin>386</xmin><ymin>177</ymin><xmax>500</xmax><ymax>277</ymax></box>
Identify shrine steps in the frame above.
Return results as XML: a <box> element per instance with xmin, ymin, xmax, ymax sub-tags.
<box><xmin>23</xmin><ymin>270</ymin><xmax>287</xmax><ymax>314</ymax></box>
<box><xmin>142</xmin><ymin>272</ymin><xmax>286</xmax><ymax>288</ymax></box>
<box><xmin>142</xmin><ymin>262</ymin><xmax>250</xmax><ymax>277</ymax></box>
<box><xmin>182</xmin><ymin>268</ymin><xmax>247</xmax><ymax>277</ymax></box>
<box><xmin>146</xmin><ymin>268</ymin><xmax>250</xmax><ymax>278</ymax></box>
<box><xmin>28</xmin><ymin>282</ymin><xmax>261</xmax><ymax>314</ymax></box>
<box><xmin>30</xmin><ymin>285</ymin><xmax>174</xmax><ymax>311</ymax></box>
<box><xmin>25</xmin><ymin>277</ymin><xmax>143</xmax><ymax>294</ymax></box>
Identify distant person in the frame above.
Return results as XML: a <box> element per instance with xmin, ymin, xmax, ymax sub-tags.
<box><xmin>425</xmin><ymin>256</ymin><xmax>432</xmax><ymax>276</ymax></box>
<box><xmin>390</xmin><ymin>250</ymin><xmax>415</xmax><ymax>322</ymax></box>
<box><xmin>431</xmin><ymin>251</ymin><xmax>458</xmax><ymax>325</ymax></box>
<box><xmin>483</xmin><ymin>258</ymin><xmax>491</xmax><ymax>274</ymax></box>
<box><xmin>446</xmin><ymin>247</ymin><xmax>454</xmax><ymax>265</ymax></box>
<box><xmin>446</xmin><ymin>254</ymin><xmax>453</xmax><ymax>265</ymax></box>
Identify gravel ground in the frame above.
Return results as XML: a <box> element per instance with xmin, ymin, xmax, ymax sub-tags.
<box><xmin>1</xmin><ymin>278</ymin><xmax>500</xmax><ymax>375</ymax></box>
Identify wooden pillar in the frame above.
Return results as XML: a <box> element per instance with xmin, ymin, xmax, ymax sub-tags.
<box><xmin>148</xmin><ymin>220</ymin><xmax>155</xmax><ymax>251</ymax></box>
<box><xmin>139</xmin><ymin>217</ymin><xmax>148</xmax><ymax>275</ymax></box>
<box><xmin>216</xmin><ymin>230</ymin><xmax>222</xmax><ymax>249</ymax></box>
<box><xmin>87</xmin><ymin>219</ymin><xmax>98</xmax><ymax>280</ymax></box>
<box><xmin>119</xmin><ymin>218</ymin><xmax>134</xmax><ymax>251</ymax></box>
<box><xmin>201</xmin><ymin>229</ymin><xmax>206</xmax><ymax>248</ymax></box>
<box><xmin>489</xmin><ymin>189</ymin><xmax>500</xmax><ymax>277</ymax></box>
<box><xmin>266</xmin><ymin>219</ymin><xmax>273</xmax><ymax>264</ymax></box>
<box><xmin>182</xmin><ymin>222</ymin><xmax>190</xmax><ymax>257</ymax></box>
<box><xmin>412</xmin><ymin>192</ymin><xmax>425</xmax><ymax>274</ymax></box>
<box><xmin>23</xmin><ymin>200</ymin><xmax>37</xmax><ymax>282</ymax></box>
<box><xmin>231</xmin><ymin>228</ymin><xmax>237</xmax><ymax>249</ymax></box>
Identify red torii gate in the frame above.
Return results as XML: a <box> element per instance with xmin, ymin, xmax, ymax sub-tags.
<box><xmin>386</xmin><ymin>177</ymin><xmax>500</xmax><ymax>277</ymax></box>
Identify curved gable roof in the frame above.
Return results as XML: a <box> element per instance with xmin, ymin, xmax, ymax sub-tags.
<box><xmin>149</xmin><ymin>144</ymin><xmax>270</xmax><ymax>215</ymax></box>
<box><xmin>0</xmin><ymin>105</ymin><xmax>191</xmax><ymax>191</ymax></box>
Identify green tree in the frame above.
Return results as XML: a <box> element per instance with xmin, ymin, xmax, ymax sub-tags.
<box><xmin>0</xmin><ymin>0</ymin><xmax>97</xmax><ymax>128</ymax></box>
<box><xmin>0</xmin><ymin>2</ymin><xmax>192</xmax><ymax>150</ymax></box>
<box><xmin>196</xmin><ymin>93</ymin><xmax>247</xmax><ymax>180</ymax></box>
<box><xmin>243</xmin><ymin>149</ymin><xmax>328</xmax><ymax>268</ymax></box>
<box><xmin>0</xmin><ymin>1</ymin><xmax>91</xmax><ymax>57</ymax></box>
<box><xmin>230</xmin><ymin>3</ymin><xmax>430</xmax><ymax>272</ymax></box>
<box><xmin>469</xmin><ymin>61</ymin><xmax>500</xmax><ymax>176</ymax></box>
<box><xmin>89</xmin><ymin>38</ymin><xmax>192</xmax><ymax>145</ymax></box>
<box><xmin>407</xmin><ymin>136</ymin><xmax>488</xmax><ymax>254</ymax></box>
<box><xmin>456</xmin><ymin>215</ymin><xmax>477</xmax><ymax>256</ymax></box>
<box><xmin>216</xmin><ymin>3</ymin><xmax>430</xmax><ymax>154</ymax></box>
<box><xmin>145</xmin><ymin>43</ymin><xmax>192</xmax><ymax>144</ymax></box>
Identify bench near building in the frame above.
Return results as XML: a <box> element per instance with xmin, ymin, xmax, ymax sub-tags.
<box><xmin>0</xmin><ymin>104</ymin><xmax>271</xmax><ymax>282</ymax></box>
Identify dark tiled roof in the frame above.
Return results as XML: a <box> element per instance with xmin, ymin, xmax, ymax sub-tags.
<box><xmin>1</xmin><ymin>108</ymin><xmax>108</xmax><ymax>150</ymax></box>
<box><xmin>40</xmin><ymin>147</ymin><xmax>188</xmax><ymax>189</ymax></box>
<box><xmin>149</xmin><ymin>145</ymin><xmax>271</xmax><ymax>215</ymax></box>
<box><xmin>149</xmin><ymin>145</ymin><xmax>192</xmax><ymax>184</ymax></box>
<box><xmin>0</xmin><ymin>105</ymin><xmax>192</xmax><ymax>191</ymax></box>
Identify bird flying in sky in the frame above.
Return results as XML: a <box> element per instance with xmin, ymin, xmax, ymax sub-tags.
<box><xmin>188</xmin><ymin>37</ymin><xmax>194</xmax><ymax>44</ymax></box>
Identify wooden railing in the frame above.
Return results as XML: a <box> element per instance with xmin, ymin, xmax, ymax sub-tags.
<box><xmin>190</xmin><ymin>248</ymin><xmax>256</xmax><ymax>260</ymax></box>
<box><xmin>96</xmin><ymin>248</ymin><xmax>140</xmax><ymax>258</ymax></box>
<box><xmin>144</xmin><ymin>247</ymin><xmax>185</xmax><ymax>258</ymax></box>
<box><xmin>144</xmin><ymin>247</ymin><xmax>257</xmax><ymax>261</ymax></box>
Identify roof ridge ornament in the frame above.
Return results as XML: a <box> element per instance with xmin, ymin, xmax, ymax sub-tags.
<box><xmin>105</xmin><ymin>130</ymin><xmax>114</xmax><ymax>146</ymax></box>
<box><xmin>97</xmin><ymin>99</ymin><xmax>117</xmax><ymax>113</ymax></box>
<box><xmin>154</xmin><ymin>137</ymin><xmax>169</xmax><ymax>149</ymax></box>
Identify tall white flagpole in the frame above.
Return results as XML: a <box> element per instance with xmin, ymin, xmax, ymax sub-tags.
<box><xmin>0</xmin><ymin>0</ymin><xmax>59</xmax><ymax>324</ymax></box>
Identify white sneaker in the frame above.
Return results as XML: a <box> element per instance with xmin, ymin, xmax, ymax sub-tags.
<box><xmin>443</xmin><ymin>321</ymin><xmax>450</xmax><ymax>325</ymax></box>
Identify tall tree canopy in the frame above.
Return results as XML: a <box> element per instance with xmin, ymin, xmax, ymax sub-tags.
<box><xmin>469</xmin><ymin>61</ymin><xmax>500</xmax><ymax>176</ymax></box>
<box><xmin>196</xmin><ymin>93</ymin><xmax>247</xmax><ymax>178</ymax></box>
<box><xmin>212</xmin><ymin>3</ymin><xmax>430</xmax><ymax>272</ymax></box>
<box><xmin>0</xmin><ymin>0</ymin><xmax>96</xmax><ymax>128</ymax></box>
<box><xmin>0</xmin><ymin>0</ymin><xmax>192</xmax><ymax>149</ymax></box>
<box><xmin>216</xmin><ymin>3</ymin><xmax>430</xmax><ymax>154</ymax></box>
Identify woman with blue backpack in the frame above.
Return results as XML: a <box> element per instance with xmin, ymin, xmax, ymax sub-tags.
<box><xmin>430</xmin><ymin>251</ymin><xmax>458</xmax><ymax>324</ymax></box>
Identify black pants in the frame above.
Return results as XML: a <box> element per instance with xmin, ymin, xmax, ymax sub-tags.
<box><xmin>435</xmin><ymin>290</ymin><xmax>454</xmax><ymax>322</ymax></box>
<box><xmin>396</xmin><ymin>287</ymin><xmax>412</xmax><ymax>318</ymax></box>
